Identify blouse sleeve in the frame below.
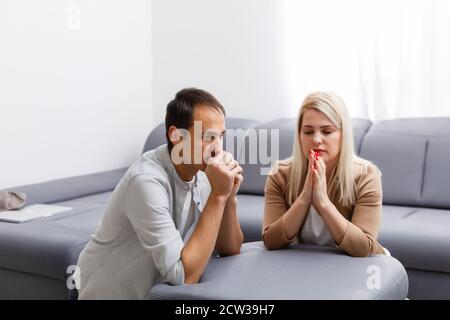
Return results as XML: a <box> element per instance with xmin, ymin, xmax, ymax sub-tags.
<box><xmin>262</xmin><ymin>170</ymin><xmax>296</xmax><ymax>250</ymax></box>
<box><xmin>337</xmin><ymin>164</ymin><xmax>385</xmax><ymax>257</ymax></box>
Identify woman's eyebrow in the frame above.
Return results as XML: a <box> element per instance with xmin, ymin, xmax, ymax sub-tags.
<box><xmin>302</xmin><ymin>125</ymin><xmax>334</xmax><ymax>129</ymax></box>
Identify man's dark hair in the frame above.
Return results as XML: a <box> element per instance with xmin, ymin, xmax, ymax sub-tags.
<box><xmin>165</xmin><ymin>88</ymin><xmax>226</xmax><ymax>152</ymax></box>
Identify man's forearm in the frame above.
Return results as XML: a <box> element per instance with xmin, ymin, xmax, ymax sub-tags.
<box><xmin>181</xmin><ymin>194</ymin><xmax>228</xmax><ymax>284</ymax></box>
<box><xmin>215</xmin><ymin>196</ymin><xmax>244</xmax><ymax>256</ymax></box>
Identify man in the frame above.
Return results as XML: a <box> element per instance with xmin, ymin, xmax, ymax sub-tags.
<box><xmin>74</xmin><ymin>88</ymin><xmax>244</xmax><ymax>299</ymax></box>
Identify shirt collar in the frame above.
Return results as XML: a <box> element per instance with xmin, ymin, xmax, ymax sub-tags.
<box><xmin>159</xmin><ymin>144</ymin><xmax>198</xmax><ymax>191</ymax></box>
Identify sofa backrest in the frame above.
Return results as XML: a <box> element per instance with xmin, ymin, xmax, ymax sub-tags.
<box><xmin>237</xmin><ymin>118</ymin><xmax>372</xmax><ymax>195</ymax></box>
<box><xmin>2</xmin><ymin>168</ymin><xmax>127</xmax><ymax>205</ymax></box>
<box><xmin>359</xmin><ymin>117</ymin><xmax>450</xmax><ymax>209</ymax></box>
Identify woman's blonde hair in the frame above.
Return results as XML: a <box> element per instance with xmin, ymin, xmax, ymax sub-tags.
<box><xmin>286</xmin><ymin>91</ymin><xmax>378</xmax><ymax>207</ymax></box>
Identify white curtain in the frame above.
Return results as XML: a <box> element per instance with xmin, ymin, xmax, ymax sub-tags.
<box><xmin>282</xmin><ymin>0</ymin><xmax>450</xmax><ymax>120</ymax></box>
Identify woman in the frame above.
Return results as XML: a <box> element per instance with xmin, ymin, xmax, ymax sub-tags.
<box><xmin>262</xmin><ymin>92</ymin><xmax>387</xmax><ymax>257</ymax></box>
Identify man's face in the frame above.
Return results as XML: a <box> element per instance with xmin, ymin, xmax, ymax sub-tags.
<box><xmin>187</xmin><ymin>105</ymin><xmax>226</xmax><ymax>171</ymax></box>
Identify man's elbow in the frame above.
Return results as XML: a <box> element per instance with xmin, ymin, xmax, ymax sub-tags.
<box><xmin>218</xmin><ymin>246</ymin><xmax>241</xmax><ymax>257</ymax></box>
<box><xmin>219</xmin><ymin>238</ymin><xmax>243</xmax><ymax>256</ymax></box>
<box><xmin>184</xmin><ymin>273</ymin><xmax>200</xmax><ymax>284</ymax></box>
<box><xmin>181</xmin><ymin>252</ymin><xmax>201</xmax><ymax>284</ymax></box>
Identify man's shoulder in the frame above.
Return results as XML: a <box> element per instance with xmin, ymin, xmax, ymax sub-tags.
<box><xmin>126</xmin><ymin>147</ymin><xmax>171</xmax><ymax>187</ymax></box>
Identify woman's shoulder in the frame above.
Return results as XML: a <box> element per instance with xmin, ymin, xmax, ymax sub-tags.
<box><xmin>352</xmin><ymin>157</ymin><xmax>382</xmax><ymax>186</ymax></box>
<box><xmin>265</xmin><ymin>158</ymin><xmax>293</xmax><ymax>189</ymax></box>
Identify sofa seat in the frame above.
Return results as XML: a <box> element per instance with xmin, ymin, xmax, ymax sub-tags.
<box><xmin>379</xmin><ymin>205</ymin><xmax>450</xmax><ymax>274</ymax></box>
<box><xmin>0</xmin><ymin>191</ymin><xmax>113</xmax><ymax>285</ymax></box>
<box><xmin>0</xmin><ymin>199</ymin><xmax>107</xmax><ymax>283</ymax></box>
<box><xmin>150</xmin><ymin>241</ymin><xmax>408</xmax><ymax>300</ymax></box>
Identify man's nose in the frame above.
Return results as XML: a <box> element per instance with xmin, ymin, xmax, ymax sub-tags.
<box><xmin>212</xmin><ymin>139</ymin><xmax>223</xmax><ymax>153</ymax></box>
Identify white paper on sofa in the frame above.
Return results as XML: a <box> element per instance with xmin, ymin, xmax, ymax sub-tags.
<box><xmin>0</xmin><ymin>204</ymin><xmax>72</xmax><ymax>223</ymax></box>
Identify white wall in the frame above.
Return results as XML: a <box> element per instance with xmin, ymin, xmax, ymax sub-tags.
<box><xmin>0</xmin><ymin>0</ymin><xmax>152</xmax><ymax>189</ymax></box>
<box><xmin>151</xmin><ymin>0</ymin><xmax>291</xmax><ymax>127</ymax></box>
<box><xmin>0</xmin><ymin>0</ymin><xmax>318</xmax><ymax>189</ymax></box>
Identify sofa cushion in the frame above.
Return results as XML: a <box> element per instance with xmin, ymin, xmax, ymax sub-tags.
<box><xmin>352</xmin><ymin>118</ymin><xmax>373</xmax><ymax>154</ymax></box>
<box><xmin>150</xmin><ymin>241</ymin><xmax>408</xmax><ymax>300</ymax></box>
<box><xmin>238</xmin><ymin>118</ymin><xmax>372</xmax><ymax>195</ymax></box>
<box><xmin>379</xmin><ymin>205</ymin><xmax>450</xmax><ymax>274</ymax></box>
<box><xmin>236</xmin><ymin>194</ymin><xmax>264</xmax><ymax>242</ymax></box>
<box><xmin>360</xmin><ymin>117</ymin><xmax>450</xmax><ymax>208</ymax></box>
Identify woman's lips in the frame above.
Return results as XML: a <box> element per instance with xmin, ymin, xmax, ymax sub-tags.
<box><xmin>313</xmin><ymin>149</ymin><xmax>325</xmax><ymax>155</ymax></box>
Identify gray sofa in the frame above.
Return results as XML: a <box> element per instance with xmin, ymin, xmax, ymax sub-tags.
<box><xmin>1</xmin><ymin>116</ymin><xmax>449</xmax><ymax>299</ymax></box>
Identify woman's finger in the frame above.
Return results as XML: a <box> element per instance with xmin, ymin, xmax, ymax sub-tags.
<box><xmin>314</xmin><ymin>157</ymin><xmax>323</xmax><ymax>177</ymax></box>
<box><xmin>309</xmin><ymin>152</ymin><xmax>315</xmax><ymax>171</ymax></box>
<box><xmin>308</xmin><ymin>161</ymin><xmax>315</xmax><ymax>179</ymax></box>
<box><xmin>319</xmin><ymin>157</ymin><xmax>326</xmax><ymax>172</ymax></box>
<box><xmin>313</xmin><ymin>167</ymin><xmax>320</xmax><ymax>185</ymax></box>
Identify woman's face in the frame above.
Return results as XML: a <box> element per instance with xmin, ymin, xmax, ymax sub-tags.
<box><xmin>299</xmin><ymin>108</ymin><xmax>342</xmax><ymax>172</ymax></box>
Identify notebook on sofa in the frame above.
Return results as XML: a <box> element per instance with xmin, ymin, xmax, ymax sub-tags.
<box><xmin>0</xmin><ymin>204</ymin><xmax>72</xmax><ymax>223</ymax></box>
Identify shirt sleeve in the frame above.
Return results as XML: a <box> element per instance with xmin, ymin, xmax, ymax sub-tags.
<box><xmin>124</xmin><ymin>175</ymin><xmax>185</xmax><ymax>285</ymax></box>
<box><xmin>337</xmin><ymin>164</ymin><xmax>386</xmax><ymax>257</ymax></box>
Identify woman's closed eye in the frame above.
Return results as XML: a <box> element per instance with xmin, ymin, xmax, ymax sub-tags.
<box><xmin>303</xmin><ymin>130</ymin><xmax>334</xmax><ymax>135</ymax></box>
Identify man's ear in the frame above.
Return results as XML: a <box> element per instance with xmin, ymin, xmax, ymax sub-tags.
<box><xmin>168</xmin><ymin>126</ymin><xmax>181</xmax><ymax>144</ymax></box>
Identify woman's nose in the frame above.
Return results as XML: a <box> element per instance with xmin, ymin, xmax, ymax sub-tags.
<box><xmin>312</xmin><ymin>133</ymin><xmax>322</xmax><ymax>144</ymax></box>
